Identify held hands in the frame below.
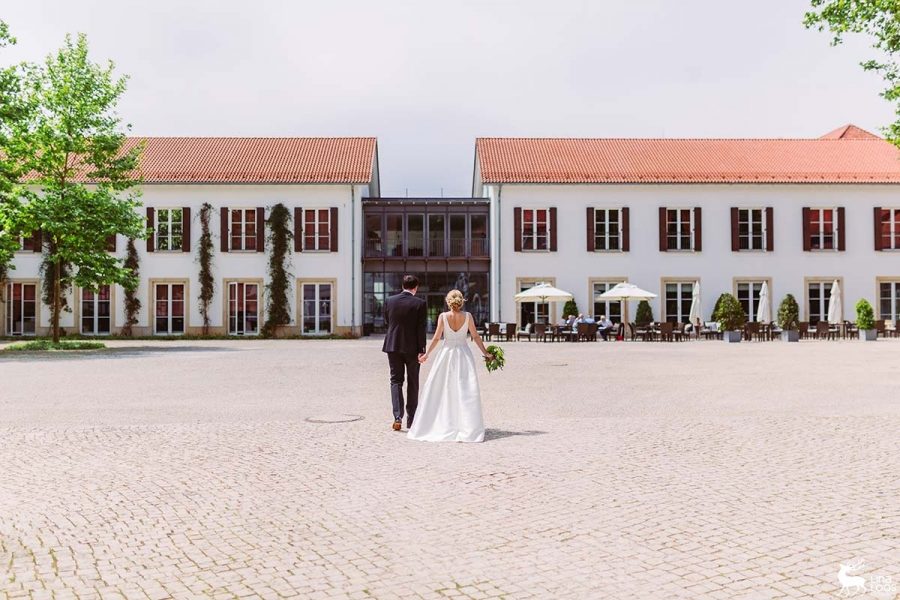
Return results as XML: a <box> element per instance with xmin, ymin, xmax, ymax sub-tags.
<box><xmin>418</xmin><ymin>353</ymin><xmax>427</xmax><ymax>364</ymax></box>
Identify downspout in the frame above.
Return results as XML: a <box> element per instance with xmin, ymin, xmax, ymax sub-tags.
<box><xmin>497</xmin><ymin>184</ymin><xmax>502</xmax><ymax>322</ymax></box>
<box><xmin>351</xmin><ymin>185</ymin><xmax>357</xmax><ymax>335</ymax></box>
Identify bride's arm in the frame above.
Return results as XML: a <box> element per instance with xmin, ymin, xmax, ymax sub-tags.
<box><xmin>467</xmin><ymin>315</ymin><xmax>492</xmax><ymax>359</ymax></box>
<box><xmin>420</xmin><ymin>314</ymin><xmax>444</xmax><ymax>363</ymax></box>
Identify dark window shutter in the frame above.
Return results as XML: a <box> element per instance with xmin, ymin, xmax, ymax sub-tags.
<box><xmin>549</xmin><ymin>207</ymin><xmax>557</xmax><ymax>251</ymax></box>
<box><xmin>181</xmin><ymin>207</ymin><xmax>191</xmax><ymax>253</ymax></box>
<box><xmin>32</xmin><ymin>230</ymin><xmax>42</xmax><ymax>253</ymax></box>
<box><xmin>658</xmin><ymin>207</ymin><xmax>667</xmax><ymax>252</ymax></box>
<box><xmin>621</xmin><ymin>207</ymin><xmax>630</xmax><ymax>252</ymax></box>
<box><xmin>586</xmin><ymin>207</ymin><xmax>595</xmax><ymax>252</ymax></box>
<box><xmin>837</xmin><ymin>207</ymin><xmax>846</xmax><ymax>251</ymax></box>
<box><xmin>256</xmin><ymin>207</ymin><xmax>265</xmax><ymax>253</ymax></box>
<box><xmin>106</xmin><ymin>235</ymin><xmax>117</xmax><ymax>252</ymax></box>
<box><xmin>874</xmin><ymin>207</ymin><xmax>883</xmax><ymax>251</ymax></box>
<box><xmin>802</xmin><ymin>207</ymin><xmax>811</xmax><ymax>252</ymax></box>
<box><xmin>220</xmin><ymin>208</ymin><xmax>229</xmax><ymax>252</ymax></box>
<box><xmin>294</xmin><ymin>207</ymin><xmax>302</xmax><ymax>252</ymax></box>
<box><xmin>693</xmin><ymin>207</ymin><xmax>702</xmax><ymax>251</ymax></box>
<box><xmin>330</xmin><ymin>207</ymin><xmax>338</xmax><ymax>252</ymax></box>
<box><xmin>766</xmin><ymin>207</ymin><xmax>774</xmax><ymax>252</ymax></box>
<box><xmin>513</xmin><ymin>207</ymin><xmax>522</xmax><ymax>252</ymax></box>
<box><xmin>731</xmin><ymin>208</ymin><xmax>740</xmax><ymax>252</ymax></box>
<box><xmin>146</xmin><ymin>207</ymin><xmax>155</xmax><ymax>253</ymax></box>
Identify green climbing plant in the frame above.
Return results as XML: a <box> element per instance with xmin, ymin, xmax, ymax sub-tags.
<box><xmin>197</xmin><ymin>203</ymin><xmax>215</xmax><ymax>334</ymax></box>
<box><xmin>121</xmin><ymin>238</ymin><xmax>140</xmax><ymax>336</ymax></box>
<box><xmin>262</xmin><ymin>203</ymin><xmax>292</xmax><ymax>337</ymax></box>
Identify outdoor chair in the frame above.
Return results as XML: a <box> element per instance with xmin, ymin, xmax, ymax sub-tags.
<box><xmin>744</xmin><ymin>321</ymin><xmax>760</xmax><ymax>341</ymax></box>
<box><xmin>588</xmin><ymin>322</ymin><xmax>599</xmax><ymax>341</ymax></box>
<box><xmin>844</xmin><ymin>320</ymin><xmax>859</xmax><ymax>339</ymax></box>
<box><xmin>798</xmin><ymin>322</ymin><xmax>809</xmax><ymax>339</ymax></box>
<box><xmin>657</xmin><ymin>321</ymin><xmax>675</xmax><ymax>342</ymax></box>
<box><xmin>875</xmin><ymin>319</ymin><xmax>886</xmax><ymax>338</ymax></box>
<box><xmin>674</xmin><ymin>322</ymin><xmax>686</xmax><ymax>341</ymax></box>
<box><xmin>576</xmin><ymin>322</ymin><xmax>590</xmax><ymax>342</ymax></box>
<box><xmin>701</xmin><ymin>321</ymin><xmax>721</xmax><ymax>340</ymax></box>
<box><xmin>887</xmin><ymin>320</ymin><xmax>899</xmax><ymax>338</ymax></box>
<box><xmin>534</xmin><ymin>323</ymin><xmax>549</xmax><ymax>342</ymax></box>
<box><xmin>815</xmin><ymin>321</ymin><xmax>835</xmax><ymax>340</ymax></box>
<box><xmin>487</xmin><ymin>322</ymin><xmax>500</xmax><ymax>341</ymax></box>
<box><xmin>516</xmin><ymin>323</ymin><xmax>533</xmax><ymax>341</ymax></box>
<box><xmin>504</xmin><ymin>322</ymin><xmax>516</xmax><ymax>341</ymax></box>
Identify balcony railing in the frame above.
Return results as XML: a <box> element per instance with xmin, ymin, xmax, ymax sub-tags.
<box><xmin>364</xmin><ymin>236</ymin><xmax>489</xmax><ymax>258</ymax></box>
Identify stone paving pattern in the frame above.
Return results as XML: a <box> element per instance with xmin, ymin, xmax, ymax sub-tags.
<box><xmin>1</xmin><ymin>338</ymin><xmax>898</xmax><ymax>599</ymax></box>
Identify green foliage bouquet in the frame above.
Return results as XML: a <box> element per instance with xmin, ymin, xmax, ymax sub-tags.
<box><xmin>484</xmin><ymin>345</ymin><xmax>505</xmax><ymax>373</ymax></box>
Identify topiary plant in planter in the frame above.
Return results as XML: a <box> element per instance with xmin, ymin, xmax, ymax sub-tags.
<box><xmin>712</xmin><ymin>292</ymin><xmax>746</xmax><ymax>343</ymax></box>
<box><xmin>855</xmin><ymin>298</ymin><xmax>877</xmax><ymax>341</ymax></box>
<box><xmin>635</xmin><ymin>300</ymin><xmax>653</xmax><ymax>327</ymax></box>
<box><xmin>777</xmin><ymin>293</ymin><xmax>800</xmax><ymax>342</ymax></box>
<box><xmin>562</xmin><ymin>299</ymin><xmax>579</xmax><ymax>320</ymax></box>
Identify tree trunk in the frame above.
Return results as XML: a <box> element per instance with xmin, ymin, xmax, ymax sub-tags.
<box><xmin>53</xmin><ymin>257</ymin><xmax>61</xmax><ymax>344</ymax></box>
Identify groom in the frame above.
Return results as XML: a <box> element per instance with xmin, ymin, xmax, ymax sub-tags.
<box><xmin>382</xmin><ymin>275</ymin><xmax>427</xmax><ymax>431</ymax></box>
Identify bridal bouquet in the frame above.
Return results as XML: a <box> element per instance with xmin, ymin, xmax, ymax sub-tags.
<box><xmin>484</xmin><ymin>345</ymin><xmax>505</xmax><ymax>373</ymax></box>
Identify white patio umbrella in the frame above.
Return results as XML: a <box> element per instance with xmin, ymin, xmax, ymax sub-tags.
<box><xmin>514</xmin><ymin>283</ymin><xmax>573</xmax><ymax>303</ymax></box>
<box><xmin>688</xmin><ymin>281</ymin><xmax>702</xmax><ymax>324</ymax></box>
<box><xmin>827</xmin><ymin>280</ymin><xmax>843</xmax><ymax>324</ymax></box>
<box><xmin>596</xmin><ymin>282</ymin><xmax>657</xmax><ymax>301</ymax></box>
<box><xmin>756</xmin><ymin>281</ymin><xmax>772</xmax><ymax>323</ymax></box>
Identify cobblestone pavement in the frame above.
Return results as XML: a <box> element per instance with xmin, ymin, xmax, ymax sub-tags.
<box><xmin>1</xmin><ymin>338</ymin><xmax>899</xmax><ymax>599</ymax></box>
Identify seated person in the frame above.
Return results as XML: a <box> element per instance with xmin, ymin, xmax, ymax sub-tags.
<box><xmin>558</xmin><ymin>314</ymin><xmax>569</xmax><ymax>327</ymax></box>
<box><xmin>598</xmin><ymin>315</ymin><xmax>614</xmax><ymax>340</ymax></box>
<box><xmin>565</xmin><ymin>314</ymin><xmax>577</xmax><ymax>329</ymax></box>
<box><xmin>583</xmin><ymin>314</ymin><xmax>596</xmax><ymax>324</ymax></box>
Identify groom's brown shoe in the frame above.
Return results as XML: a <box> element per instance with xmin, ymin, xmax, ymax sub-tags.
<box><xmin>392</xmin><ymin>419</ymin><xmax>402</xmax><ymax>431</ymax></box>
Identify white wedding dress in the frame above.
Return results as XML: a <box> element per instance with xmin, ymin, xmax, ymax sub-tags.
<box><xmin>407</xmin><ymin>312</ymin><xmax>485</xmax><ymax>443</ymax></box>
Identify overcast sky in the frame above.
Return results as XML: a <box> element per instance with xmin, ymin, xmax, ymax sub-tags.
<box><xmin>3</xmin><ymin>0</ymin><xmax>893</xmax><ymax>196</ymax></box>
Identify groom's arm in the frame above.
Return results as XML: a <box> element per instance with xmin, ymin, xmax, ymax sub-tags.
<box><xmin>417</xmin><ymin>300</ymin><xmax>427</xmax><ymax>354</ymax></box>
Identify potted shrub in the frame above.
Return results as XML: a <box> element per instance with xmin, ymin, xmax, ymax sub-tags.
<box><xmin>856</xmin><ymin>299</ymin><xmax>877</xmax><ymax>341</ymax></box>
<box><xmin>635</xmin><ymin>300</ymin><xmax>653</xmax><ymax>327</ymax></box>
<box><xmin>562</xmin><ymin>299</ymin><xmax>579</xmax><ymax>320</ymax></box>
<box><xmin>712</xmin><ymin>293</ymin><xmax>746</xmax><ymax>343</ymax></box>
<box><xmin>777</xmin><ymin>294</ymin><xmax>800</xmax><ymax>342</ymax></box>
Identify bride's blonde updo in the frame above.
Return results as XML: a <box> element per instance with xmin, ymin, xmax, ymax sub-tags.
<box><xmin>445</xmin><ymin>289</ymin><xmax>465</xmax><ymax>311</ymax></box>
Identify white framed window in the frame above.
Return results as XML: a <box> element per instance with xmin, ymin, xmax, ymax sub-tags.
<box><xmin>303</xmin><ymin>209</ymin><xmax>331</xmax><ymax>251</ymax></box>
<box><xmin>301</xmin><ymin>282</ymin><xmax>333</xmax><ymax>334</ymax></box>
<box><xmin>517</xmin><ymin>278</ymin><xmax>551</xmax><ymax>325</ymax></box>
<box><xmin>156</xmin><ymin>208</ymin><xmax>184</xmax><ymax>251</ymax></box>
<box><xmin>663</xmin><ymin>280</ymin><xmax>694</xmax><ymax>323</ymax></box>
<box><xmin>666</xmin><ymin>209</ymin><xmax>694</xmax><ymax>251</ymax></box>
<box><xmin>154</xmin><ymin>282</ymin><xmax>186</xmax><ymax>335</ymax></box>
<box><xmin>807</xmin><ymin>208</ymin><xmax>837</xmax><ymax>251</ymax></box>
<box><xmin>806</xmin><ymin>279</ymin><xmax>839</xmax><ymax>325</ymax></box>
<box><xmin>738</xmin><ymin>209</ymin><xmax>766</xmax><ymax>251</ymax></box>
<box><xmin>591</xmin><ymin>280</ymin><xmax>624</xmax><ymax>323</ymax></box>
<box><xmin>229</xmin><ymin>208</ymin><xmax>257</xmax><ymax>251</ymax></box>
<box><xmin>877</xmin><ymin>209</ymin><xmax>900</xmax><ymax>250</ymax></box>
<box><xmin>18</xmin><ymin>235</ymin><xmax>36</xmax><ymax>252</ymax></box>
<box><xmin>878</xmin><ymin>280</ymin><xmax>900</xmax><ymax>321</ymax></box>
<box><xmin>81</xmin><ymin>286</ymin><xmax>111</xmax><ymax>335</ymax></box>
<box><xmin>736</xmin><ymin>280</ymin><xmax>767</xmax><ymax>322</ymax></box>
<box><xmin>228</xmin><ymin>281</ymin><xmax>260</xmax><ymax>335</ymax></box>
<box><xmin>593</xmin><ymin>209</ymin><xmax>621</xmax><ymax>251</ymax></box>
<box><xmin>522</xmin><ymin>208</ymin><xmax>550</xmax><ymax>251</ymax></box>
<box><xmin>5</xmin><ymin>281</ymin><xmax>37</xmax><ymax>336</ymax></box>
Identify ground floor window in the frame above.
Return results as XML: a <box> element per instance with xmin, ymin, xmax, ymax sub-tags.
<box><xmin>81</xmin><ymin>286</ymin><xmax>111</xmax><ymax>335</ymax></box>
<box><xmin>154</xmin><ymin>282</ymin><xmax>186</xmax><ymax>335</ymax></box>
<box><xmin>301</xmin><ymin>282</ymin><xmax>332</xmax><ymax>335</ymax></box>
<box><xmin>5</xmin><ymin>282</ymin><xmax>37</xmax><ymax>336</ymax></box>
<box><xmin>736</xmin><ymin>280</ymin><xmax>766</xmax><ymax>322</ymax></box>
<box><xmin>879</xmin><ymin>280</ymin><xmax>900</xmax><ymax>321</ymax></box>
<box><xmin>519</xmin><ymin>279</ymin><xmax>551</xmax><ymax>326</ymax></box>
<box><xmin>807</xmin><ymin>280</ymin><xmax>836</xmax><ymax>325</ymax></box>
<box><xmin>663</xmin><ymin>280</ymin><xmax>694</xmax><ymax>323</ymax></box>
<box><xmin>591</xmin><ymin>280</ymin><xmax>624</xmax><ymax>323</ymax></box>
<box><xmin>228</xmin><ymin>282</ymin><xmax>259</xmax><ymax>335</ymax></box>
<box><xmin>363</xmin><ymin>270</ymin><xmax>489</xmax><ymax>333</ymax></box>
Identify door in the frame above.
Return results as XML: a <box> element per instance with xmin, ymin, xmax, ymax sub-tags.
<box><xmin>6</xmin><ymin>282</ymin><xmax>37</xmax><ymax>336</ymax></box>
<box><xmin>81</xmin><ymin>286</ymin><xmax>111</xmax><ymax>335</ymax></box>
<box><xmin>154</xmin><ymin>283</ymin><xmax>185</xmax><ymax>335</ymax></box>
<box><xmin>228</xmin><ymin>282</ymin><xmax>259</xmax><ymax>335</ymax></box>
<box><xmin>301</xmin><ymin>282</ymin><xmax>332</xmax><ymax>335</ymax></box>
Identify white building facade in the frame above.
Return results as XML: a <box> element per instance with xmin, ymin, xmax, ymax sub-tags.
<box><xmin>474</xmin><ymin>125</ymin><xmax>900</xmax><ymax>328</ymax></box>
<box><xmin>2</xmin><ymin>137</ymin><xmax>379</xmax><ymax>337</ymax></box>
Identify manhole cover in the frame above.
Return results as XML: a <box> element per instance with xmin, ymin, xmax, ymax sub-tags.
<box><xmin>549</xmin><ymin>363</ymin><xmax>568</xmax><ymax>367</ymax></box>
<box><xmin>305</xmin><ymin>414</ymin><xmax>364</xmax><ymax>424</ymax></box>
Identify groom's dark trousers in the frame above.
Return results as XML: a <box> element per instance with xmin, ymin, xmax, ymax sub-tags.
<box><xmin>382</xmin><ymin>290</ymin><xmax>427</xmax><ymax>423</ymax></box>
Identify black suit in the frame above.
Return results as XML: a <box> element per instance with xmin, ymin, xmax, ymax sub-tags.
<box><xmin>382</xmin><ymin>291</ymin><xmax>427</xmax><ymax>423</ymax></box>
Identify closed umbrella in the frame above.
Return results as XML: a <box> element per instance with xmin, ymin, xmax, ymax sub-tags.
<box><xmin>688</xmin><ymin>281</ymin><xmax>702</xmax><ymax>325</ymax></box>
<box><xmin>756</xmin><ymin>281</ymin><xmax>771</xmax><ymax>323</ymax></box>
<box><xmin>827</xmin><ymin>280</ymin><xmax>842</xmax><ymax>324</ymax></box>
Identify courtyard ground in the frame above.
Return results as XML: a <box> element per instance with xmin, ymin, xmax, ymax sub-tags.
<box><xmin>1</xmin><ymin>337</ymin><xmax>898</xmax><ymax>599</ymax></box>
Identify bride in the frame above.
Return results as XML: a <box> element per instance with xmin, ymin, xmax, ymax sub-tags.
<box><xmin>408</xmin><ymin>289</ymin><xmax>491</xmax><ymax>443</ymax></box>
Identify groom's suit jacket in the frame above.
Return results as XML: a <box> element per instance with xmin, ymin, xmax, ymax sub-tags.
<box><xmin>381</xmin><ymin>291</ymin><xmax>427</xmax><ymax>355</ymax></box>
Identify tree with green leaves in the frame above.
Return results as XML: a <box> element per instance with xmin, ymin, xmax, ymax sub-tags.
<box><xmin>18</xmin><ymin>33</ymin><xmax>145</xmax><ymax>342</ymax></box>
<box><xmin>805</xmin><ymin>1</ymin><xmax>900</xmax><ymax>144</ymax></box>
<box><xmin>263</xmin><ymin>203</ymin><xmax>292</xmax><ymax>337</ymax></box>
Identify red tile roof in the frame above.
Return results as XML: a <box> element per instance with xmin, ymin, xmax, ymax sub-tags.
<box><xmin>476</xmin><ymin>125</ymin><xmax>900</xmax><ymax>184</ymax></box>
<box><xmin>57</xmin><ymin>137</ymin><xmax>377</xmax><ymax>184</ymax></box>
